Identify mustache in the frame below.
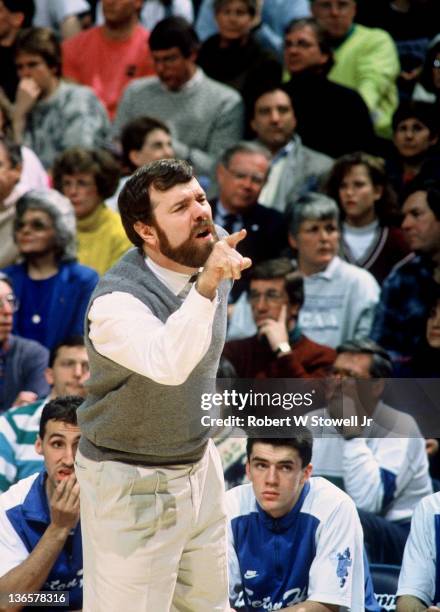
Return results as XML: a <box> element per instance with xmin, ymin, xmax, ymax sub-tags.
<box><xmin>191</xmin><ymin>219</ymin><xmax>216</xmax><ymax>237</ymax></box>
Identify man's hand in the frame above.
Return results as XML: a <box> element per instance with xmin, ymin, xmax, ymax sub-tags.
<box><xmin>12</xmin><ymin>391</ymin><xmax>38</xmax><ymax>407</ymax></box>
<box><xmin>14</xmin><ymin>78</ymin><xmax>41</xmax><ymax>117</ymax></box>
<box><xmin>196</xmin><ymin>229</ymin><xmax>251</xmax><ymax>299</ymax></box>
<box><xmin>50</xmin><ymin>474</ymin><xmax>80</xmax><ymax>533</ymax></box>
<box><xmin>257</xmin><ymin>304</ymin><xmax>290</xmax><ymax>352</ymax></box>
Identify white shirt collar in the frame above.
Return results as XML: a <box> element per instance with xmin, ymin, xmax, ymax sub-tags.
<box><xmin>145</xmin><ymin>257</ymin><xmax>198</xmax><ymax>295</ymax></box>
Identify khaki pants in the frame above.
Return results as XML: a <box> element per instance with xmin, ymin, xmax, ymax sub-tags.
<box><xmin>75</xmin><ymin>441</ymin><xmax>229</xmax><ymax>611</ymax></box>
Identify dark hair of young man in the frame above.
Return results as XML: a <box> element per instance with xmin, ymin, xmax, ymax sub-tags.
<box><xmin>120</xmin><ymin>116</ymin><xmax>171</xmax><ymax>171</ymax></box>
<box><xmin>39</xmin><ymin>395</ymin><xmax>83</xmax><ymax>439</ymax></box>
<box><xmin>48</xmin><ymin>336</ymin><xmax>85</xmax><ymax>369</ymax></box>
<box><xmin>148</xmin><ymin>16</ymin><xmax>199</xmax><ymax>58</ymax></box>
<box><xmin>15</xmin><ymin>27</ymin><xmax>62</xmax><ymax>77</ymax></box>
<box><xmin>246</xmin><ymin>433</ymin><xmax>313</xmax><ymax>467</ymax></box>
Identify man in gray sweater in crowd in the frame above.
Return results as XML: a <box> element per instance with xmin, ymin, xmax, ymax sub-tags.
<box><xmin>75</xmin><ymin>159</ymin><xmax>250</xmax><ymax>611</ymax></box>
<box><xmin>113</xmin><ymin>16</ymin><xmax>244</xmax><ymax>181</ymax></box>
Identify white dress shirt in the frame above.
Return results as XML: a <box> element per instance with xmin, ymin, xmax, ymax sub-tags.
<box><xmin>88</xmin><ymin>257</ymin><xmax>218</xmax><ymax>386</ymax></box>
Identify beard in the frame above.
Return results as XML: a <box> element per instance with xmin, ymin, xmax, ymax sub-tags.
<box><xmin>154</xmin><ymin>218</ymin><xmax>219</xmax><ymax>268</ymax></box>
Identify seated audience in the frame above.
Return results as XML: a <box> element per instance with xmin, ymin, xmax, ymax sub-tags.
<box><xmin>62</xmin><ymin>0</ymin><xmax>155</xmax><ymax>119</ymax></box>
<box><xmin>0</xmin><ymin>336</ymin><xmax>88</xmax><ymax>492</ymax></box>
<box><xmin>12</xmin><ymin>27</ymin><xmax>110</xmax><ymax>170</ymax></box>
<box><xmin>223</xmin><ymin>258</ymin><xmax>336</xmax><ymax>377</ymax></box>
<box><xmin>251</xmin><ymin>87</ymin><xmax>333</xmax><ymax>212</ymax></box>
<box><xmin>33</xmin><ymin>0</ymin><xmax>90</xmax><ymax>40</ymax></box>
<box><xmin>325</xmin><ymin>152</ymin><xmax>410</xmax><ymax>284</ymax></box>
<box><xmin>228</xmin><ymin>193</ymin><xmax>380</xmax><ymax>345</ymax></box>
<box><xmin>106</xmin><ymin>115</ymin><xmax>175</xmax><ymax>210</ymax></box>
<box><xmin>396</xmin><ymin>491</ymin><xmax>440</xmax><ymax>611</ymax></box>
<box><xmin>197</xmin><ymin>0</ymin><xmax>282</xmax><ymax>128</ymax></box>
<box><xmin>227</xmin><ymin>434</ymin><xmax>368</xmax><ymax>610</ymax></box>
<box><xmin>0</xmin><ymin>396</ymin><xmax>83</xmax><ymax>610</ymax></box>
<box><xmin>0</xmin><ymin>0</ymin><xmax>34</xmax><ymax>103</ymax></box>
<box><xmin>406</xmin><ymin>295</ymin><xmax>440</xmax><ymax>378</ymax></box>
<box><xmin>371</xmin><ymin>178</ymin><xmax>440</xmax><ymax>369</ymax></box>
<box><xmin>283</xmin><ymin>18</ymin><xmax>375</xmax><ymax>158</ymax></box>
<box><xmin>213</xmin><ymin>141</ymin><xmax>287</xmax><ymax>300</ymax></box>
<box><xmin>53</xmin><ymin>147</ymin><xmax>131</xmax><ymax>275</ymax></box>
<box><xmin>413</xmin><ymin>34</ymin><xmax>440</xmax><ymax>107</ymax></box>
<box><xmin>311</xmin><ymin>0</ymin><xmax>400</xmax><ymax>138</ymax></box>
<box><xmin>386</xmin><ymin>101</ymin><xmax>440</xmax><ymax>201</ymax></box>
<box><xmin>311</xmin><ymin>339</ymin><xmax>433</xmax><ymax>565</ymax></box>
<box><xmin>0</xmin><ymin>272</ymin><xmax>49</xmax><ymax>414</ymax></box>
<box><xmin>2</xmin><ymin>189</ymin><xmax>98</xmax><ymax>350</ymax></box>
<box><xmin>113</xmin><ymin>16</ymin><xmax>244</xmax><ymax>180</ymax></box>
<box><xmin>196</xmin><ymin>0</ymin><xmax>311</xmax><ymax>59</ymax></box>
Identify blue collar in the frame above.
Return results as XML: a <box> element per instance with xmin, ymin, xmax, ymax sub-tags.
<box><xmin>22</xmin><ymin>470</ymin><xmax>51</xmax><ymax>524</ymax></box>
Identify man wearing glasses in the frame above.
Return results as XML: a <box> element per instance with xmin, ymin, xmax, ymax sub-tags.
<box><xmin>311</xmin><ymin>0</ymin><xmax>399</xmax><ymax>138</ymax></box>
<box><xmin>310</xmin><ymin>339</ymin><xmax>432</xmax><ymax>565</ymax></box>
<box><xmin>213</xmin><ymin>142</ymin><xmax>287</xmax><ymax>300</ymax></box>
<box><xmin>222</xmin><ymin>257</ymin><xmax>335</xmax><ymax>378</ymax></box>
<box><xmin>0</xmin><ymin>272</ymin><xmax>49</xmax><ymax>413</ymax></box>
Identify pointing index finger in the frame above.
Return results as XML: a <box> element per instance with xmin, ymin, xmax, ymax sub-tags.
<box><xmin>224</xmin><ymin>228</ymin><xmax>247</xmax><ymax>248</ymax></box>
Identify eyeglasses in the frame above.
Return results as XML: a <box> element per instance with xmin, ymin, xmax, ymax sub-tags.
<box><xmin>0</xmin><ymin>293</ymin><xmax>19</xmax><ymax>312</ymax></box>
<box><xmin>15</xmin><ymin>219</ymin><xmax>53</xmax><ymax>232</ymax></box>
<box><xmin>248</xmin><ymin>290</ymin><xmax>287</xmax><ymax>304</ymax></box>
<box><xmin>313</xmin><ymin>1</ymin><xmax>353</xmax><ymax>12</ymax></box>
<box><xmin>226</xmin><ymin>167</ymin><xmax>266</xmax><ymax>186</ymax></box>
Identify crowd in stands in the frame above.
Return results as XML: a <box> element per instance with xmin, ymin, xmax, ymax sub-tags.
<box><xmin>0</xmin><ymin>0</ymin><xmax>439</xmax><ymax>610</ymax></box>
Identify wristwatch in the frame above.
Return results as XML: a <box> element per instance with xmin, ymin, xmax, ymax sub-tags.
<box><xmin>275</xmin><ymin>342</ymin><xmax>291</xmax><ymax>356</ymax></box>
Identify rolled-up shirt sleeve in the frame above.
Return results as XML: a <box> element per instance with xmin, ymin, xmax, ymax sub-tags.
<box><xmin>88</xmin><ymin>287</ymin><xmax>218</xmax><ymax>385</ymax></box>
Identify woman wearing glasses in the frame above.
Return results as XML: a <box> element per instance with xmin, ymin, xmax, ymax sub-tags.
<box><xmin>1</xmin><ymin>189</ymin><xmax>98</xmax><ymax>350</ymax></box>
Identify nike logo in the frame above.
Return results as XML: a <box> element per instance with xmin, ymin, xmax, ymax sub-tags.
<box><xmin>244</xmin><ymin>570</ymin><xmax>258</xmax><ymax>579</ymax></box>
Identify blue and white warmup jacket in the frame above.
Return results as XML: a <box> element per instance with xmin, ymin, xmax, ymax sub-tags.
<box><xmin>310</xmin><ymin>402</ymin><xmax>432</xmax><ymax>522</ymax></box>
<box><xmin>0</xmin><ymin>471</ymin><xmax>83</xmax><ymax>610</ymax></box>
<box><xmin>226</xmin><ymin>477</ymin><xmax>365</xmax><ymax>611</ymax></box>
<box><xmin>397</xmin><ymin>491</ymin><xmax>440</xmax><ymax>607</ymax></box>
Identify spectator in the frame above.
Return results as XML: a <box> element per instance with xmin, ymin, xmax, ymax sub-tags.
<box><xmin>0</xmin><ymin>136</ymin><xmax>21</xmax><ymax>268</ymax></box>
<box><xmin>228</xmin><ymin>193</ymin><xmax>380</xmax><ymax>344</ymax></box>
<box><xmin>195</xmin><ymin>0</ymin><xmax>311</xmax><ymax>59</ymax></box>
<box><xmin>33</xmin><ymin>0</ymin><xmax>90</xmax><ymax>40</ymax></box>
<box><xmin>0</xmin><ymin>396</ymin><xmax>83</xmax><ymax>610</ymax></box>
<box><xmin>12</xmin><ymin>27</ymin><xmax>110</xmax><ymax>170</ymax></box>
<box><xmin>95</xmin><ymin>0</ymin><xmax>195</xmax><ymax>32</ymax></box>
<box><xmin>396</xmin><ymin>491</ymin><xmax>440</xmax><ymax>611</ymax></box>
<box><xmin>62</xmin><ymin>0</ymin><xmax>155</xmax><ymax>120</ymax></box>
<box><xmin>413</xmin><ymin>34</ymin><xmax>440</xmax><ymax>107</ymax></box>
<box><xmin>0</xmin><ymin>0</ymin><xmax>34</xmax><ymax>102</ymax></box>
<box><xmin>213</xmin><ymin>142</ymin><xmax>287</xmax><ymax>300</ymax></box>
<box><xmin>371</xmin><ymin>179</ymin><xmax>440</xmax><ymax>369</ymax></box>
<box><xmin>311</xmin><ymin>0</ymin><xmax>400</xmax><ymax>138</ymax></box>
<box><xmin>2</xmin><ymin>189</ymin><xmax>98</xmax><ymax>350</ymax></box>
<box><xmin>386</xmin><ymin>101</ymin><xmax>440</xmax><ymax>201</ymax></box>
<box><xmin>106</xmin><ymin>115</ymin><xmax>175</xmax><ymax>210</ymax></box>
<box><xmin>113</xmin><ymin>16</ymin><xmax>244</xmax><ymax>180</ymax></box>
<box><xmin>197</xmin><ymin>0</ymin><xmax>282</xmax><ymax>129</ymax></box>
<box><xmin>325</xmin><ymin>152</ymin><xmax>410</xmax><ymax>284</ymax></box>
<box><xmin>0</xmin><ymin>271</ymin><xmax>49</xmax><ymax>414</ymax></box>
<box><xmin>405</xmin><ymin>295</ymin><xmax>440</xmax><ymax>378</ymax></box>
<box><xmin>0</xmin><ymin>98</ymin><xmax>48</xmax><ymax>206</ymax></box>
<box><xmin>283</xmin><ymin>18</ymin><xmax>375</xmax><ymax>158</ymax></box>
<box><xmin>251</xmin><ymin>87</ymin><xmax>333</xmax><ymax>212</ymax></box>
<box><xmin>311</xmin><ymin>339</ymin><xmax>433</xmax><ymax>565</ymax></box>
<box><xmin>0</xmin><ymin>336</ymin><xmax>88</xmax><ymax>493</ymax></box>
<box><xmin>223</xmin><ymin>258</ymin><xmax>336</xmax><ymax>377</ymax></box>
<box><xmin>53</xmin><ymin>147</ymin><xmax>131</xmax><ymax>275</ymax></box>
<box><xmin>227</xmin><ymin>435</ymin><xmax>367</xmax><ymax>610</ymax></box>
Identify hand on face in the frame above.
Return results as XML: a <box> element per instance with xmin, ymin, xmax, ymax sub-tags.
<box><xmin>15</xmin><ymin>78</ymin><xmax>42</xmax><ymax>117</ymax></box>
<box><xmin>257</xmin><ymin>304</ymin><xmax>290</xmax><ymax>352</ymax></box>
<box><xmin>50</xmin><ymin>472</ymin><xmax>80</xmax><ymax>532</ymax></box>
<box><xmin>196</xmin><ymin>229</ymin><xmax>251</xmax><ymax>299</ymax></box>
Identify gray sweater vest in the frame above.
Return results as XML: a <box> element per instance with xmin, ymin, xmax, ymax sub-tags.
<box><xmin>78</xmin><ymin>248</ymin><xmax>230</xmax><ymax>465</ymax></box>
